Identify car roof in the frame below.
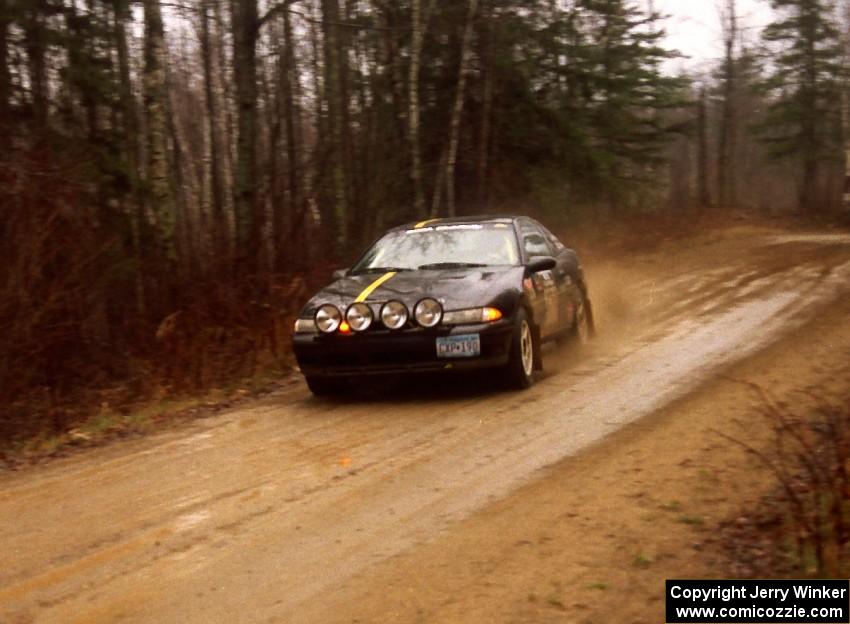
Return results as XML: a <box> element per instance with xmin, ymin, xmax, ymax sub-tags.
<box><xmin>391</xmin><ymin>215</ymin><xmax>521</xmax><ymax>232</ymax></box>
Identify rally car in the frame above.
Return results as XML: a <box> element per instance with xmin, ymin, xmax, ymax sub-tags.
<box><xmin>292</xmin><ymin>216</ymin><xmax>593</xmax><ymax>396</ymax></box>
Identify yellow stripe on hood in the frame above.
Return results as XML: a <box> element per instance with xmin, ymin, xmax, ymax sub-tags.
<box><xmin>355</xmin><ymin>272</ymin><xmax>397</xmax><ymax>303</ymax></box>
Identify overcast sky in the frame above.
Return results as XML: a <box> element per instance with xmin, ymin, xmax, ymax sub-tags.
<box><xmin>656</xmin><ymin>0</ymin><xmax>774</xmax><ymax>73</ymax></box>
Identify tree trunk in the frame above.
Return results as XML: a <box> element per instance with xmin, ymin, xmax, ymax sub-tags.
<box><xmin>282</xmin><ymin>8</ymin><xmax>302</xmax><ymax>247</ymax></box>
<box><xmin>477</xmin><ymin>0</ymin><xmax>494</xmax><ymax>206</ymax></box>
<box><xmin>409</xmin><ymin>0</ymin><xmax>426</xmax><ymax>217</ymax></box>
<box><xmin>697</xmin><ymin>86</ymin><xmax>710</xmax><ymax>209</ymax></box>
<box><xmin>0</xmin><ymin>0</ymin><xmax>10</xmax><ymax>120</ymax></box>
<box><xmin>65</xmin><ymin>2</ymin><xmax>99</xmax><ymax>141</ymax></box>
<box><xmin>113</xmin><ymin>0</ymin><xmax>146</xmax><ymax>315</ymax></box>
<box><xmin>143</xmin><ymin>0</ymin><xmax>174</xmax><ymax>249</ymax></box>
<box><xmin>444</xmin><ymin>0</ymin><xmax>479</xmax><ymax>218</ymax></box>
<box><xmin>23</xmin><ymin>0</ymin><xmax>48</xmax><ymax>125</ymax></box>
<box><xmin>717</xmin><ymin>0</ymin><xmax>737</xmax><ymax>209</ymax></box>
<box><xmin>201</xmin><ymin>0</ymin><xmax>227</xmax><ymax>266</ymax></box>
<box><xmin>375</xmin><ymin>1</ymin><xmax>406</xmax><ymax>141</ymax></box>
<box><xmin>843</xmin><ymin>64</ymin><xmax>850</xmax><ymax>213</ymax></box>
<box><xmin>799</xmin><ymin>0</ymin><xmax>820</xmax><ymax>213</ymax></box>
<box><xmin>232</xmin><ymin>0</ymin><xmax>261</xmax><ymax>272</ymax></box>
<box><xmin>322</xmin><ymin>0</ymin><xmax>350</xmax><ymax>249</ymax></box>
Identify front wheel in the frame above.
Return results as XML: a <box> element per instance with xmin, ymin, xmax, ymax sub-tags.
<box><xmin>305</xmin><ymin>375</ymin><xmax>340</xmax><ymax>398</ymax></box>
<box><xmin>502</xmin><ymin>308</ymin><xmax>536</xmax><ymax>390</ymax></box>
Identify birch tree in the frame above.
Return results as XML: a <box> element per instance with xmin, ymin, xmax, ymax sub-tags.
<box><xmin>143</xmin><ymin>0</ymin><xmax>174</xmax><ymax>251</ymax></box>
<box><xmin>444</xmin><ymin>0</ymin><xmax>479</xmax><ymax>218</ymax></box>
<box><xmin>717</xmin><ymin>0</ymin><xmax>738</xmax><ymax>208</ymax></box>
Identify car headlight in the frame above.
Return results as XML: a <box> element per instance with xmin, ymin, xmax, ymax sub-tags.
<box><xmin>294</xmin><ymin>318</ymin><xmax>318</xmax><ymax>333</ymax></box>
<box><xmin>414</xmin><ymin>298</ymin><xmax>443</xmax><ymax>328</ymax></box>
<box><xmin>442</xmin><ymin>307</ymin><xmax>503</xmax><ymax>325</ymax></box>
<box><xmin>346</xmin><ymin>302</ymin><xmax>374</xmax><ymax>332</ymax></box>
<box><xmin>315</xmin><ymin>304</ymin><xmax>342</xmax><ymax>334</ymax></box>
<box><xmin>381</xmin><ymin>301</ymin><xmax>409</xmax><ymax>330</ymax></box>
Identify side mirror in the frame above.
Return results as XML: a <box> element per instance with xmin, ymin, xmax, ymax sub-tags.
<box><xmin>332</xmin><ymin>268</ymin><xmax>349</xmax><ymax>281</ymax></box>
<box><xmin>527</xmin><ymin>256</ymin><xmax>556</xmax><ymax>273</ymax></box>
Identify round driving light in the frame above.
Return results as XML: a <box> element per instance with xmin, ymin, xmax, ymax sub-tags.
<box><xmin>381</xmin><ymin>301</ymin><xmax>409</xmax><ymax>330</ymax></box>
<box><xmin>346</xmin><ymin>302</ymin><xmax>374</xmax><ymax>332</ymax></box>
<box><xmin>414</xmin><ymin>298</ymin><xmax>443</xmax><ymax>328</ymax></box>
<box><xmin>315</xmin><ymin>304</ymin><xmax>342</xmax><ymax>334</ymax></box>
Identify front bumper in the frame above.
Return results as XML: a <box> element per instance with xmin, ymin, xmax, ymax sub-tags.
<box><xmin>292</xmin><ymin>320</ymin><xmax>513</xmax><ymax>378</ymax></box>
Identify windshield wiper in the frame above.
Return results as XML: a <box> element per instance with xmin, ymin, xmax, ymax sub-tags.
<box><xmin>418</xmin><ymin>262</ymin><xmax>489</xmax><ymax>270</ymax></box>
<box><xmin>351</xmin><ymin>266</ymin><xmax>412</xmax><ymax>275</ymax></box>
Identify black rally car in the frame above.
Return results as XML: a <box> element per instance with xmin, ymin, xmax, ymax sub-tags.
<box><xmin>292</xmin><ymin>216</ymin><xmax>593</xmax><ymax>396</ymax></box>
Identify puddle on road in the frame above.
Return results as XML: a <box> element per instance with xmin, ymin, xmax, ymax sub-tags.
<box><xmin>174</xmin><ymin>510</ymin><xmax>211</xmax><ymax>532</ymax></box>
<box><xmin>767</xmin><ymin>234</ymin><xmax>850</xmax><ymax>246</ymax></box>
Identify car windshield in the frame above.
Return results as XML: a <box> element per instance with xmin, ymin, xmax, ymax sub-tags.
<box><xmin>351</xmin><ymin>224</ymin><xmax>520</xmax><ymax>274</ymax></box>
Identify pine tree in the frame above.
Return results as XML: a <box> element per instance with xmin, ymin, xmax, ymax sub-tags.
<box><xmin>574</xmin><ymin>0</ymin><xmax>686</xmax><ymax>211</ymax></box>
<box><xmin>758</xmin><ymin>0</ymin><xmax>844</xmax><ymax>213</ymax></box>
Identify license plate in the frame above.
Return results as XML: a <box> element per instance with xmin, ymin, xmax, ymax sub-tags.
<box><xmin>436</xmin><ymin>334</ymin><xmax>481</xmax><ymax>358</ymax></box>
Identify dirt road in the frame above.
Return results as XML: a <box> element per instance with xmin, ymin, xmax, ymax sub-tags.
<box><xmin>2</xmin><ymin>226</ymin><xmax>850</xmax><ymax>624</ymax></box>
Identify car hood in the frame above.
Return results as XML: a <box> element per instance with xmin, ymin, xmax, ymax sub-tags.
<box><xmin>301</xmin><ymin>267</ymin><xmax>525</xmax><ymax>316</ymax></box>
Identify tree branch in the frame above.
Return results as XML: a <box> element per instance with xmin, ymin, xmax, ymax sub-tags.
<box><xmin>256</xmin><ymin>0</ymin><xmax>302</xmax><ymax>33</ymax></box>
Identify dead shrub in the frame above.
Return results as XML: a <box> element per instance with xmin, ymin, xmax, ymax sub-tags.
<box><xmin>715</xmin><ymin>383</ymin><xmax>850</xmax><ymax>577</ymax></box>
<box><xmin>0</xmin><ymin>140</ymin><xmax>117</xmax><ymax>441</ymax></box>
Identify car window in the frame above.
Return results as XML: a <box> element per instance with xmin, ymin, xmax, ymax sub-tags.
<box><xmin>541</xmin><ymin>227</ymin><xmax>566</xmax><ymax>253</ymax></box>
<box><xmin>520</xmin><ymin>221</ymin><xmax>554</xmax><ymax>259</ymax></box>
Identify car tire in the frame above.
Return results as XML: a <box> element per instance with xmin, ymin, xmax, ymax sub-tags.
<box><xmin>571</xmin><ymin>291</ymin><xmax>593</xmax><ymax>344</ymax></box>
<box><xmin>305</xmin><ymin>375</ymin><xmax>338</xmax><ymax>398</ymax></box>
<box><xmin>502</xmin><ymin>307</ymin><xmax>536</xmax><ymax>390</ymax></box>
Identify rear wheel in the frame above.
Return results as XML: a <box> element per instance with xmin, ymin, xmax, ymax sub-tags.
<box><xmin>502</xmin><ymin>308</ymin><xmax>536</xmax><ymax>390</ymax></box>
<box><xmin>571</xmin><ymin>292</ymin><xmax>593</xmax><ymax>344</ymax></box>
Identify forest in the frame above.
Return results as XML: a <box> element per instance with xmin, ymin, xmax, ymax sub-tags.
<box><xmin>1</xmin><ymin>0</ymin><xmax>848</xmax><ymax>443</ymax></box>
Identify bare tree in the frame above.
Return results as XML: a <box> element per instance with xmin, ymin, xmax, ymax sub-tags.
<box><xmin>201</xmin><ymin>0</ymin><xmax>228</xmax><ymax>265</ymax></box>
<box><xmin>23</xmin><ymin>0</ymin><xmax>48</xmax><ymax>124</ymax></box>
<box><xmin>409</xmin><ymin>0</ymin><xmax>426</xmax><ymax>217</ymax></box>
<box><xmin>232</xmin><ymin>0</ymin><xmax>261</xmax><ymax>271</ymax></box>
<box><xmin>477</xmin><ymin>0</ymin><xmax>494</xmax><ymax>205</ymax></box>
<box><xmin>717</xmin><ymin>0</ymin><xmax>738</xmax><ymax>209</ymax></box>
<box><xmin>841</xmin><ymin>0</ymin><xmax>850</xmax><ymax>211</ymax></box>
<box><xmin>0</xmin><ymin>0</ymin><xmax>10</xmax><ymax>119</ymax></box>
<box><xmin>697</xmin><ymin>85</ymin><xmax>711</xmax><ymax>208</ymax></box>
<box><xmin>322</xmin><ymin>0</ymin><xmax>351</xmax><ymax>246</ymax></box>
<box><xmin>444</xmin><ymin>0</ymin><xmax>479</xmax><ymax>217</ymax></box>
<box><xmin>143</xmin><ymin>0</ymin><xmax>174</xmax><ymax>248</ymax></box>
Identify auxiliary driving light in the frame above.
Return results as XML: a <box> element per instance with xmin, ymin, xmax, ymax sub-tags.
<box><xmin>381</xmin><ymin>301</ymin><xmax>409</xmax><ymax>330</ymax></box>
<box><xmin>414</xmin><ymin>298</ymin><xmax>443</xmax><ymax>328</ymax></box>
<box><xmin>346</xmin><ymin>302</ymin><xmax>374</xmax><ymax>332</ymax></box>
<box><xmin>315</xmin><ymin>304</ymin><xmax>342</xmax><ymax>334</ymax></box>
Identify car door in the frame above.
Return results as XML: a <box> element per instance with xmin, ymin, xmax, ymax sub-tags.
<box><xmin>540</xmin><ymin>226</ymin><xmax>584</xmax><ymax>330</ymax></box>
<box><xmin>537</xmin><ymin>222</ymin><xmax>581</xmax><ymax>332</ymax></box>
<box><xmin>518</xmin><ymin>220</ymin><xmax>560</xmax><ymax>338</ymax></box>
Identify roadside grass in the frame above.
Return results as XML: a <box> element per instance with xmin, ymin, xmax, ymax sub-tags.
<box><xmin>660</xmin><ymin>500</ymin><xmax>682</xmax><ymax>512</ymax></box>
<box><xmin>632</xmin><ymin>553</ymin><xmax>654</xmax><ymax>569</ymax></box>
<box><xmin>677</xmin><ymin>515</ymin><xmax>706</xmax><ymax>526</ymax></box>
<box><xmin>1</xmin><ymin>367</ymin><xmax>293</xmax><ymax>469</ymax></box>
